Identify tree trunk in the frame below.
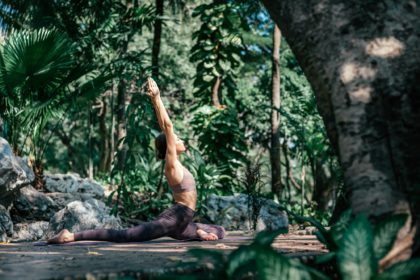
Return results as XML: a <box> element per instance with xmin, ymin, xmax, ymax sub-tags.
<box><xmin>98</xmin><ymin>94</ymin><xmax>111</xmax><ymax>173</ymax></box>
<box><xmin>116</xmin><ymin>79</ymin><xmax>127</xmax><ymax>172</ymax></box>
<box><xmin>211</xmin><ymin>76</ymin><xmax>222</xmax><ymax>107</ymax></box>
<box><xmin>152</xmin><ymin>0</ymin><xmax>164</xmax><ymax>78</ymax></box>
<box><xmin>270</xmin><ymin>24</ymin><xmax>282</xmax><ymax>198</ymax></box>
<box><xmin>261</xmin><ymin>0</ymin><xmax>420</xmax><ymax>257</ymax></box>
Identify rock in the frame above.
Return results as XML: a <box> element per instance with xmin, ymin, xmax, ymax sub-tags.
<box><xmin>45</xmin><ymin>192</ymin><xmax>97</xmax><ymax>209</ymax></box>
<box><xmin>0</xmin><ymin>137</ymin><xmax>34</xmax><ymax>209</ymax></box>
<box><xmin>10</xmin><ymin>186</ymin><xmax>58</xmax><ymax>222</ymax></box>
<box><xmin>47</xmin><ymin>198</ymin><xmax>122</xmax><ymax>237</ymax></box>
<box><xmin>12</xmin><ymin>221</ymin><xmax>49</xmax><ymax>242</ymax></box>
<box><xmin>44</xmin><ymin>173</ymin><xmax>104</xmax><ymax>199</ymax></box>
<box><xmin>0</xmin><ymin>204</ymin><xmax>13</xmax><ymax>242</ymax></box>
<box><xmin>205</xmin><ymin>194</ymin><xmax>288</xmax><ymax>232</ymax></box>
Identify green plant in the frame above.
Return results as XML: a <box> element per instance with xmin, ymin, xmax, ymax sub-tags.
<box><xmin>160</xmin><ymin>211</ymin><xmax>420</xmax><ymax>280</ymax></box>
<box><xmin>190</xmin><ymin>105</ymin><xmax>248</xmax><ymax>188</ymax></box>
<box><xmin>190</xmin><ymin>2</ymin><xmax>243</xmax><ymax>105</ymax></box>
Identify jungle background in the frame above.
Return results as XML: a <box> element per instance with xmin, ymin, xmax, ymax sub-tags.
<box><xmin>0</xmin><ymin>0</ymin><xmax>341</xmax><ymax>223</ymax></box>
<box><xmin>1</xmin><ymin>0</ymin><xmax>419</xmax><ymax>279</ymax></box>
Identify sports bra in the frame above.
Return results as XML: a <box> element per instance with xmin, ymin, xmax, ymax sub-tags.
<box><xmin>169</xmin><ymin>166</ymin><xmax>196</xmax><ymax>193</ymax></box>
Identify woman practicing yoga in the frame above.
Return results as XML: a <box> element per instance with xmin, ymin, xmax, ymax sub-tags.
<box><xmin>48</xmin><ymin>78</ymin><xmax>225</xmax><ymax>244</ymax></box>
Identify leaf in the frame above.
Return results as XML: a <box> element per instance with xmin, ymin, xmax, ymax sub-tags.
<box><xmin>330</xmin><ymin>209</ymin><xmax>353</xmax><ymax>247</ymax></box>
<box><xmin>337</xmin><ymin>214</ymin><xmax>376</xmax><ymax>280</ymax></box>
<box><xmin>373</xmin><ymin>214</ymin><xmax>408</xmax><ymax>260</ymax></box>
<box><xmin>254</xmin><ymin>228</ymin><xmax>288</xmax><ymax>247</ymax></box>
<box><xmin>374</xmin><ymin>259</ymin><xmax>420</xmax><ymax>280</ymax></box>
<box><xmin>256</xmin><ymin>248</ymin><xmax>313</xmax><ymax>280</ymax></box>
<box><xmin>226</xmin><ymin>244</ymin><xmax>257</xmax><ymax>277</ymax></box>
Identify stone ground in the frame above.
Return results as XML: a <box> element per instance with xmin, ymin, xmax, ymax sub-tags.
<box><xmin>0</xmin><ymin>232</ymin><xmax>327</xmax><ymax>280</ymax></box>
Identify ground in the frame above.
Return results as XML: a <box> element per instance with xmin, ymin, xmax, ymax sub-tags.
<box><xmin>0</xmin><ymin>231</ymin><xmax>326</xmax><ymax>279</ymax></box>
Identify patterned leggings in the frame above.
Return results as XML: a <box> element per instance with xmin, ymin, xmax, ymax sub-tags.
<box><xmin>74</xmin><ymin>203</ymin><xmax>225</xmax><ymax>242</ymax></box>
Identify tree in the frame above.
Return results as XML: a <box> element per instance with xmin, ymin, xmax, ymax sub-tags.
<box><xmin>270</xmin><ymin>24</ymin><xmax>282</xmax><ymax>198</ymax></box>
<box><xmin>262</xmin><ymin>0</ymin><xmax>420</xmax><ymax>258</ymax></box>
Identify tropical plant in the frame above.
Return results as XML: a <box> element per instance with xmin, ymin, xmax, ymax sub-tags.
<box><xmin>0</xmin><ymin>28</ymin><xmax>110</xmax><ymax>187</ymax></box>
<box><xmin>190</xmin><ymin>1</ymin><xmax>243</xmax><ymax>106</ymax></box>
<box><xmin>190</xmin><ymin>105</ymin><xmax>248</xmax><ymax>188</ymax></box>
<box><xmin>161</xmin><ymin>211</ymin><xmax>420</xmax><ymax>280</ymax></box>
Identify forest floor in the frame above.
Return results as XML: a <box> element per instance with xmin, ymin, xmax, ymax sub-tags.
<box><xmin>0</xmin><ymin>231</ymin><xmax>327</xmax><ymax>280</ymax></box>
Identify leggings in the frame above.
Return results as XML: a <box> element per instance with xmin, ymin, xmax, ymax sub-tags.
<box><xmin>74</xmin><ymin>203</ymin><xmax>225</xmax><ymax>242</ymax></box>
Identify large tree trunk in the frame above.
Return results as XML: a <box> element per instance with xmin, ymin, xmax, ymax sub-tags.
<box><xmin>270</xmin><ymin>24</ymin><xmax>282</xmax><ymax>198</ymax></box>
<box><xmin>261</xmin><ymin>0</ymin><xmax>420</xmax><ymax>257</ymax></box>
<box><xmin>152</xmin><ymin>0</ymin><xmax>164</xmax><ymax>78</ymax></box>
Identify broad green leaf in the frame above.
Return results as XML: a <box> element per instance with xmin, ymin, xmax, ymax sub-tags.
<box><xmin>254</xmin><ymin>228</ymin><xmax>288</xmax><ymax>247</ymax></box>
<box><xmin>226</xmin><ymin>244</ymin><xmax>257</xmax><ymax>277</ymax></box>
<box><xmin>331</xmin><ymin>209</ymin><xmax>353</xmax><ymax>247</ymax></box>
<box><xmin>373</xmin><ymin>214</ymin><xmax>408</xmax><ymax>260</ymax></box>
<box><xmin>337</xmin><ymin>214</ymin><xmax>376</xmax><ymax>280</ymax></box>
<box><xmin>257</xmin><ymin>248</ymin><xmax>313</xmax><ymax>280</ymax></box>
<box><xmin>375</xmin><ymin>259</ymin><xmax>420</xmax><ymax>280</ymax></box>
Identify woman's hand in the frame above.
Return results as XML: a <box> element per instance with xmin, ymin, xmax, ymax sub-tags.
<box><xmin>146</xmin><ymin>77</ymin><xmax>160</xmax><ymax>98</ymax></box>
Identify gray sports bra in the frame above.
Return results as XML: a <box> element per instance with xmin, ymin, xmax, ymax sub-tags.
<box><xmin>170</xmin><ymin>166</ymin><xmax>196</xmax><ymax>193</ymax></box>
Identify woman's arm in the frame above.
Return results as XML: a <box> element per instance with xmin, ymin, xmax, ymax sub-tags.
<box><xmin>147</xmin><ymin>78</ymin><xmax>177</xmax><ymax>167</ymax></box>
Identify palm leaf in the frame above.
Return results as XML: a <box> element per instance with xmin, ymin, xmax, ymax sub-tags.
<box><xmin>1</xmin><ymin>28</ymin><xmax>74</xmax><ymax>97</ymax></box>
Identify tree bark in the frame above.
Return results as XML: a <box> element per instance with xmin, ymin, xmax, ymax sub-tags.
<box><xmin>211</xmin><ymin>76</ymin><xmax>222</xmax><ymax>107</ymax></box>
<box><xmin>261</xmin><ymin>0</ymin><xmax>420</xmax><ymax>256</ymax></box>
<box><xmin>98</xmin><ymin>94</ymin><xmax>111</xmax><ymax>173</ymax></box>
<box><xmin>116</xmin><ymin>79</ymin><xmax>127</xmax><ymax>172</ymax></box>
<box><xmin>152</xmin><ymin>0</ymin><xmax>164</xmax><ymax>78</ymax></box>
<box><xmin>270</xmin><ymin>24</ymin><xmax>282</xmax><ymax>198</ymax></box>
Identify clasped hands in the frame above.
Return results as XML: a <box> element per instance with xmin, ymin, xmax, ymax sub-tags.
<box><xmin>146</xmin><ymin>77</ymin><xmax>160</xmax><ymax>98</ymax></box>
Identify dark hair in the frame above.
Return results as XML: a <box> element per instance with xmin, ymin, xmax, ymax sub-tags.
<box><xmin>155</xmin><ymin>133</ymin><xmax>167</xmax><ymax>160</ymax></box>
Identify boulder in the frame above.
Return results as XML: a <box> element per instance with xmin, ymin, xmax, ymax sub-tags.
<box><xmin>0</xmin><ymin>137</ymin><xmax>34</xmax><ymax>209</ymax></box>
<box><xmin>44</xmin><ymin>173</ymin><xmax>104</xmax><ymax>199</ymax></box>
<box><xmin>47</xmin><ymin>198</ymin><xmax>122</xmax><ymax>237</ymax></box>
<box><xmin>205</xmin><ymin>194</ymin><xmax>288</xmax><ymax>231</ymax></box>
<box><xmin>11</xmin><ymin>186</ymin><xmax>58</xmax><ymax>222</ymax></box>
<box><xmin>12</xmin><ymin>221</ymin><xmax>49</xmax><ymax>242</ymax></box>
<box><xmin>0</xmin><ymin>204</ymin><xmax>13</xmax><ymax>242</ymax></box>
<box><xmin>45</xmin><ymin>192</ymin><xmax>96</xmax><ymax>209</ymax></box>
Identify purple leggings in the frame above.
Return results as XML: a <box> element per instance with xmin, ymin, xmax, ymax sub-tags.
<box><xmin>74</xmin><ymin>203</ymin><xmax>225</xmax><ymax>242</ymax></box>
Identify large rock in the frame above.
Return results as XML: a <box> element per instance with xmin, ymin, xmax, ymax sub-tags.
<box><xmin>11</xmin><ymin>186</ymin><xmax>58</xmax><ymax>222</ymax></box>
<box><xmin>0</xmin><ymin>204</ymin><xmax>13</xmax><ymax>242</ymax></box>
<box><xmin>44</xmin><ymin>173</ymin><xmax>104</xmax><ymax>199</ymax></box>
<box><xmin>205</xmin><ymin>194</ymin><xmax>288</xmax><ymax>231</ymax></box>
<box><xmin>0</xmin><ymin>137</ymin><xmax>34</xmax><ymax>209</ymax></box>
<box><xmin>12</xmin><ymin>221</ymin><xmax>49</xmax><ymax>242</ymax></box>
<box><xmin>47</xmin><ymin>198</ymin><xmax>122</xmax><ymax>237</ymax></box>
<box><xmin>45</xmin><ymin>192</ymin><xmax>97</xmax><ymax>209</ymax></box>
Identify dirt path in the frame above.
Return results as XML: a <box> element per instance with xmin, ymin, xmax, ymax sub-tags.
<box><xmin>0</xmin><ymin>232</ymin><xmax>326</xmax><ymax>279</ymax></box>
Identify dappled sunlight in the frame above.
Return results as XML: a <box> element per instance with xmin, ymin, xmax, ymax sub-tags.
<box><xmin>365</xmin><ymin>37</ymin><xmax>404</xmax><ymax>58</ymax></box>
<box><xmin>0</xmin><ymin>251</ymin><xmax>62</xmax><ymax>255</ymax></box>
<box><xmin>340</xmin><ymin>62</ymin><xmax>377</xmax><ymax>84</ymax></box>
<box><xmin>349</xmin><ymin>86</ymin><xmax>372</xmax><ymax>103</ymax></box>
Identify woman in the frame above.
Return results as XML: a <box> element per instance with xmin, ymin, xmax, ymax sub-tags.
<box><xmin>48</xmin><ymin>78</ymin><xmax>225</xmax><ymax>244</ymax></box>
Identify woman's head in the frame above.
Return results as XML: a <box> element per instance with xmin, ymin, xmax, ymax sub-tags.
<box><xmin>155</xmin><ymin>133</ymin><xmax>186</xmax><ymax>160</ymax></box>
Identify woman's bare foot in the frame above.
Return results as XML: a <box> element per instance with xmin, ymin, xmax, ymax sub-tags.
<box><xmin>197</xmin><ymin>229</ymin><xmax>218</xmax><ymax>241</ymax></box>
<box><xmin>47</xmin><ymin>229</ymin><xmax>75</xmax><ymax>244</ymax></box>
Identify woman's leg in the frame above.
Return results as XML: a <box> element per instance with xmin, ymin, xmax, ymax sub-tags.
<box><xmin>170</xmin><ymin>222</ymin><xmax>225</xmax><ymax>241</ymax></box>
<box><xmin>50</xmin><ymin>204</ymin><xmax>194</xmax><ymax>243</ymax></box>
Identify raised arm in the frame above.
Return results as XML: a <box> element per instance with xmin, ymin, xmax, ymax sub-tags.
<box><xmin>146</xmin><ymin>78</ymin><xmax>177</xmax><ymax>167</ymax></box>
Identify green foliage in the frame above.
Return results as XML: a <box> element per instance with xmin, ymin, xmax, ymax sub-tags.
<box><xmin>190</xmin><ymin>2</ymin><xmax>243</xmax><ymax>104</ymax></box>
<box><xmin>337</xmin><ymin>215</ymin><xmax>376</xmax><ymax>280</ymax></box>
<box><xmin>162</xmin><ymin>211</ymin><xmax>419</xmax><ymax>280</ymax></box>
<box><xmin>373</xmin><ymin>214</ymin><xmax>408</xmax><ymax>261</ymax></box>
<box><xmin>190</xmin><ymin>105</ymin><xmax>248</xmax><ymax>184</ymax></box>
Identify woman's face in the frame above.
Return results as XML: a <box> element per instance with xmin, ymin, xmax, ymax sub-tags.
<box><xmin>175</xmin><ymin>134</ymin><xmax>186</xmax><ymax>154</ymax></box>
